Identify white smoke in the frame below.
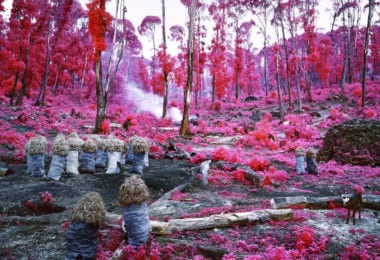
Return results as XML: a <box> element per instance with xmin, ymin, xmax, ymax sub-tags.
<box><xmin>125</xmin><ymin>83</ymin><xmax>183</xmax><ymax>123</ymax></box>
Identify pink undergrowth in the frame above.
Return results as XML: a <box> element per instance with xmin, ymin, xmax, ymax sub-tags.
<box><xmin>340</xmin><ymin>235</ymin><xmax>380</xmax><ymax>259</ymax></box>
<box><xmin>169</xmin><ymin>190</ymin><xmax>199</xmax><ymax>203</ymax></box>
<box><xmin>154</xmin><ymin>221</ymin><xmax>331</xmax><ymax>259</ymax></box>
<box><xmin>236</xmin><ymin>113</ymin><xmax>280</xmax><ymax>151</ymax></box>
<box><xmin>1</xmin><ymin>78</ymin><xmax>380</xmax><ymax>259</ymax></box>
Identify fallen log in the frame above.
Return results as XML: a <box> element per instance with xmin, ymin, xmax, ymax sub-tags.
<box><xmin>270</xmin><ymin>194</ymin><xmax>380</xmax><ymax>210</ymax></box>
<box><xmin>106</xmin><ymin>208</ymin><xmax>293</xmax><ymax>235</ymax></box>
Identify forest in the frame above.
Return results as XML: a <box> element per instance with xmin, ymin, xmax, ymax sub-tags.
<box><xmin>0</xmin><ymin>0</ymin><xmax>379</xmax><ymax>259</ymax></box>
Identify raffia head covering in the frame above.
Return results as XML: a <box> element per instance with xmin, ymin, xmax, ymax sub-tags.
<box><xmin>52</xmin><ymin>133</ymin><xmax>70</xmax><ymax>156</ymax></box>
<box><xmin>118</xmin><ymin>174</ymin><xmax>150</xmax><ymax>207</ymax></box>
<box><xmin>82</xmin><ymin>138</ymin><xmax>98</xmax><ymax>153</ymax></box>
<box><xmin>25</xmin><ymin>135</ymin><xmax>47</xmax><ymax>155</ymax></box>
<box><xmin>71</xmin><ymin>192</ymin><xmax>106</xmax><ymax>225</ymax></box>
<box><xmin>131</xmin><ymin>137</ymin><xmax>150</xmax><ymax>154</ymax></box>
<box><xmin>306</xmin><ymin>147</ymin><xmax>317</xmax><ymax>158</ymax></box>
<box><xmin>105</xmin><ymin>134</ymin><xmax>125</xmax><ymax>153</ymax></box>
<box><xmin>295</xmin><ymin>146</ymin><xmax>305</xmax><ymax>157</ymax></box>
<box><xmin>67</xmin><ymin>132</ymin><xmax>84</xmax><ymax>151</ymax></box>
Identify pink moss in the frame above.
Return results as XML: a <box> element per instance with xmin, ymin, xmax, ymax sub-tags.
<box><xmin>212</xmin><ymin>146</ymin><xmax>239</xmax><ymax>163</ymax></box>
<box><xmin>248</xmin><ymin>156</ymin><xmax>269</xmax><ymax>171</ymax></box>
<box><xmin>170</xmin><ymin>190</ymin><xmax>189</xmax><ymax>201</ymax></box>
<box><xmin>99</xmin><ymin>120</ymin><xmax>111</xmax><ymax>134</ymax></box>
<box><xmin>190</xmin><ymin>152</ymin><xmax>206</xmax><ymax>164</ymax></box>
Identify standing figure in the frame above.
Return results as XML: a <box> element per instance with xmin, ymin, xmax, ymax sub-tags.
<box><xmin>80</xmin><ymin>138</ymin><xmax>98</xmax><ymax>174</ymax></box>
<box><xmin>48</xmin><ymin>134</ymin><xmax>70</xmax><ymax>181</ymax></box>
<box><xmin>306</xmin><ymin>147</ymin><xmax>318</xmax><ymax>175</ymax></box>
<box><xmin>118</xmin><ymin>175</ymin><xmax>150</xmax><ymax>248</ymax></box>
<box><xmin>66</xmin><ymin>132</ymin><xmax>84</xmax><ymax>175</ymax></box>
<box><xmin>93</xmin><ymin>135</ymin><xmax>108</xmax><ymax>169</ymax></box>
<box><xmin>295</xmin><ymin>146</ymin><xmax>305</xmax><ymax>174</ymax></box>
<box><xmin>65</xmin><ymin>192</ymin><xmax>106</xmax><ymax>260</ymax></box>
<box><xmin>25</xmin><ymin>135</ymin><xmax>47</xmax><ymax>177</ymax></box>
<box><xmin>130</xmin><ymin>137</ymin><xmax>150</xmax><ymax>174</ymax></box>
<box><xmin>105</xmin><ymin>134</ymin><xmax>125</xmax><ymax>174</ymax></box>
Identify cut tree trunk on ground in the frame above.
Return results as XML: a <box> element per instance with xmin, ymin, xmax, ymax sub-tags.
<box><xmin>270</xmin><ymin>195</ymin><xmax>380</xmax><ymax>210</ymax></box>
<box><xmin>106</xmin><ymin>209</ymin><xmax>293</xmax><ymax>235</ymax></box>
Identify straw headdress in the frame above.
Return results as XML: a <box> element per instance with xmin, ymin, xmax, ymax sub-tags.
<box><xmin>67</xmin><ymin>132</ymin><xmax>84</xmax><ymax>151</ymax></box>
<box><xmin>71</xmin><ymin>192</ymin><xmax>106</xmax><ymax>225</ymax></box>
<box><xmin>306</xmin><ymin>147</ymin><xmax>317</xmax><ymax>158</ymax></box>
<box><xmin>295</xmin><ymin>146</ymin><xmax>305</xmax><ymax>157</ymax></box>
<box><xmin>131</xmin><ymin>136</ymin><xmax>150</xmax><ymax>154</ymax></box>
<box><xmin>105</xmin><ymin>135</ymin><xmax>125</xmax><ymax>153</ymax></box>
<box><xmin>25</xmin><ymin>135</ymin><xmax>47</xmax><ymax>155</ymax></box>
<box><xmin>118</xmin><ymin>175</ymin><xmax>149</xmax><ymax>207</ymax></box>
<box><xmin>52</xmin><ymin>134</ymin><xmax>70</xmax><ymax>156</ymax></box>
<box><xmin>82</xmin><ymin>138</ymin><xmax>98</xmax><ymax>153</ymax></box>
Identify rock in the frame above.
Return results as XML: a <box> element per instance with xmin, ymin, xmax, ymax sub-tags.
<box><xmin>244</xmin><ymin>96</ymin><xmax>259</xmax><ymax>102</ymax></box>
<box><xmin>317</xmin><ymin>119</ymin><xmax>380</xmax><ymax>166</ymax></box>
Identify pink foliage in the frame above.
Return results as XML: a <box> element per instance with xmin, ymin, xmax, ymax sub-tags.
<box><xmin>295</xmin><ymin>226</ymin><xmax>314</xmax><ymax>250</ymax></box>
<box><xmin>261</xmin><ymin>167</ymin><xmax>289</xmax><ymax>186</ymax></box>
<box><xmin>218</xmin><ymin>190</ymin><xmax>248</xmax><ymax>199</ymax></box>
<box><xmin>149</xmin><ymin>145</ymin><xmax>164</xmax><ymax>159</ymax></box>
<box><xmin>353</xmin><ymin>185</ymin><xmax>364</xmax><ymax>194</ymax></box>
<box><xmin>248</xmin><ymin>156</ymin><xmax>269</xmax><ymax>171</ymax></box>
<box><xmin>100</xmin><ymin>119</ymin><xmax>111</xmax><ymax>134</ymax></box>
<box><xmin>61</xmin><ymin>221</ymin><xmax>70</xmax><ymax>232</ymax></box>
<box><xmin>361</xmin><ymin>107</ymin><xmax>378</xmax><ymax>119</ymax></box>
<box><xmin>39</xmin><ymin>191</ymin><xmax>54</xmax><ymax>204</ymax></box>
<box><xmin>170</xmin><ymin>190</ymin><xmax>188</xmax><ymax>201</ymax></box>
<box><xmin>231</xmin><ymin>169</ymin><xmax>252</xmax><ymax>185</ymax></box>
<box><xmin>0</xmin><ymin>127</ymin><xmax>27</xmax><ymax>161</ymax></box>
<box><xmin>190</xmin><ymin>152</ymin><xmax>206</xmax><ymax>164</ymax></box>
<box><xmin>212</xmin><ymin>146</ymin><xmax>238</xmax><ymax>163</ymax></box>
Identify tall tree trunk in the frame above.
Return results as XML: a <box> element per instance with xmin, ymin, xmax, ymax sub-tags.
<box><xmin>101</xmin><ymin>2</ymin><xmax>127</xmax><ymax>122</ymax></box>
<box><xmin>263</xmin><ymin>40</ymin><xmax>268</xmax><ymax>96</ymax></box>
<box><xmin>16</xmin><ymin>48</ymin><xmax>29</xmax><ymax>106</ymax></box>
<box><xmin>52</xmin><ymin>64</ymin><xmax>61</xmax><ymax>95</ymax></box>
<box><xmin>161</xmin><ymin>0</ymin><xmax>169</xmax><ymax>118</ymax></box>
<box><xmin>339</xmin><ymin>1</ymin><xmax>348</xmax><ymax>109</ymax></box>
<box><xmin>234</xmin><ymin>20</ymin><xmax>240</xmax><ymax>100</ymax></box>
<box><xmin>211</xmin><ymin>73</ymin><xmax>216</xmax><ymax>107</ymax></box>
<box><xmin>10</xmin><ymin>72</ymin><xmax>20</xmax><ymax>106</ymax></box>
<box><xmin>280</xmin><ymin>17</ymin><xmax>292</xmax><ymax>111</ymax></box>
<box><xmin>94</xmin><ymin>51</ymin><xmax>105</xmax><ymax>133</ymax></box>
<box><xmin>275</xmin><ymin>49</ymin><xmax>284</xmax><ymax>122</ymax></box>
<box><xmin>361</xmin><ymin>0</ymin><xmax>374</xmax><ymax>108</ymax></box>
<box><xmin>290</xmin><ymin>29</ymin><xmax>302</xmax><ymax>112</ymax></box>
<box><xmin>79</xmin><ymin>53</ymin><xmax>88</xmax><ymax>105</ymax></box>
<box><xmin>35</xmin><ymin>20</ymin><xmax>51</xmax><ymax>107</ymax></box>
<box><xmin>180</xmin><ymin>0</ymin><xmax>196</xmax><ymax>136</ymax></box>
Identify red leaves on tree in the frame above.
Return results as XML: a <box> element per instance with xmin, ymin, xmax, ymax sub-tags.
<box><xmin>87</xmin><ymin>0</ymin><xmax>112</xmax><ymax>54</ymax></box>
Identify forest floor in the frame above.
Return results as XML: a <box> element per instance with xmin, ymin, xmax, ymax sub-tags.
<box><xmin>0</xmin><ymin>92</ymin><xmax>379</xmax><ymax>259</ymax></box>
<box><xmin>0</xmin><ymin>157</ymin><xmax>379</xmax><ymax>259</ymax></box>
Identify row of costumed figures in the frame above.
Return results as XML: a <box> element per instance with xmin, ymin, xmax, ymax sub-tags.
<box><xmin>24</xmin><ymin>132</ymin><xmax>151</xmax><ymax>180</ymax></box>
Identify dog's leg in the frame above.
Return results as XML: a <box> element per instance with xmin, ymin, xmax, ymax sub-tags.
<box><xmin>346</xmin><ymin>209</ymin><xmax>350</xmax><ymax>224</ymax></box>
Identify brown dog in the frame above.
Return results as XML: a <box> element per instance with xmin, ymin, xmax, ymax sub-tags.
<box><xmin>341</xmin><ymin>191</ymin><xmax>363</xmax><ymax>225</ymax></box>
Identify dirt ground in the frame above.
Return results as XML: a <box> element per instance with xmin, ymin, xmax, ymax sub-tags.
<box><xmin>0</xmin><ymin>158</ymin><xmax>193</xmax><ymax>259</ymax></box>
<box><xmin>0</xmin><ymin>157</ymin><xmax>379</xmax><ymax>259</ymax></box>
